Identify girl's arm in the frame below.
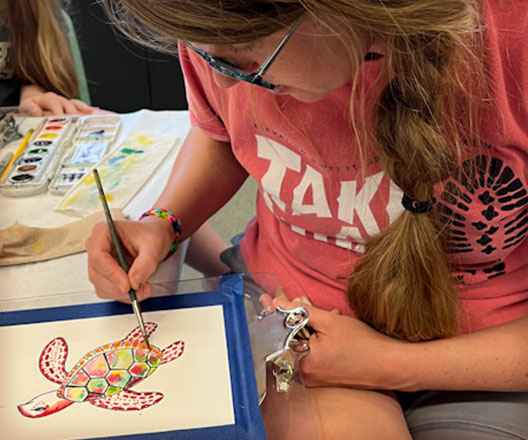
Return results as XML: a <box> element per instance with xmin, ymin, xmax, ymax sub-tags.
<box><xmin>86</xmin><ymin>126</ymin><xmax>248</xmax><ymax>301</ymax></box>
<box><xmin>280</xmin><ymin>300</ymin><xmax>528</xmax><ymax>392</ymax></box>
<box><xmin>151</xmin><ymin>125</ymin><xmax>249</xmax><ymax>239</ymax></box>
<box><xmin>394</xmin><ymin>314</ymin><xmax>528</xmax><ymax>391</ymax></box>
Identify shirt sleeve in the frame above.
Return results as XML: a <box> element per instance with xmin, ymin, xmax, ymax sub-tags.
<box><xmin>178</xmin><ymin>44</ymin><xmax>231</xmax><ymax>143</ymax></box>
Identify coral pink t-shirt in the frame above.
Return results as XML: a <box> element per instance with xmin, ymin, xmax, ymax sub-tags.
<box><xmin>180</xmin><ymin>0</ymin><xmax>528</xmax><ymax>333</ymax></box>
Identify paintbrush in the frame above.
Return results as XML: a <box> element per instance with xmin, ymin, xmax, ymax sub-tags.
<box><xmin>92</xmin><ymin>168</ymin><xmax>151</xmax><ymax>349</ymax></box>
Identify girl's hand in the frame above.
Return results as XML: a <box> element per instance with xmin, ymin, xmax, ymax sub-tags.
<box><xmin>85</xmin><ymin>217</ymin><xmax>175</xmax><ymax>303</ymax></box>
<box><xmin>273</xmin><ymin>299</ymin><xmax>408</xmax><ymax>390</ymax></box>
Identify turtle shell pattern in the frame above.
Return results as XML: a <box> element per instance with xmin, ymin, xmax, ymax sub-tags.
<box><xmin>57</xmin><ymin>340</ymin><xmax>163</xmax><ymax>402</ymax></box>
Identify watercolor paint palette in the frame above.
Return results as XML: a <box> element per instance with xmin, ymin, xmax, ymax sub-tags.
<box><xmin>0</xmin><ymin>117</ymin><xmax>77</xmax><ymax>197</ymax></box>
<box><xmin>48</xmin><ymin>116</ymin><xmax>121</xmax><ymax>194</ymax></box>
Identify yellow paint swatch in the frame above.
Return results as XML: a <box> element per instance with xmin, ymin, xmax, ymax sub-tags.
<box><xmin>39</xmin><ymin>133</ymin><xmax>58</xmax><ymax>139</ymax></box>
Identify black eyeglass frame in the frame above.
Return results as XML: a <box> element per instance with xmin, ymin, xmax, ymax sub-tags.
<box><xmin>184</xmin><ymin>16</ymin><xmax>304</xmax><ymax>90</ymax></box>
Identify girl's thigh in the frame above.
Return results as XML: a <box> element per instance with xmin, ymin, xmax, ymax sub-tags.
<box><xmin>402</xmin><ymin>391</ymin><xmax>528</xmax><ymax>440</ymax></box>
<box><xmin>306</xmin><ymin>387</ymin><xmax>411</xmax><ymax>440</ymax></box>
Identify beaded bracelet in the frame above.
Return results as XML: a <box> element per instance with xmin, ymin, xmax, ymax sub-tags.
<box><xmin>138</xmin><ymin>208</ymin><xmax>182</xmax><ymax>260</ymax></box>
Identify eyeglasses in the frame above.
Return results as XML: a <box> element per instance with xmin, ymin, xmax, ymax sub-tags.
<box><xmin>184</xmin><ymin>16</ymin><xmax>304</xmax><ymax>90</ymax></box>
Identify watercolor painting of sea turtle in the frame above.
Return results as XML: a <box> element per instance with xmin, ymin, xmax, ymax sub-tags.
<box><xmin>18</xmin><ymin>322</ymin><xmax>185</xmax><ymax>418</ymax></box>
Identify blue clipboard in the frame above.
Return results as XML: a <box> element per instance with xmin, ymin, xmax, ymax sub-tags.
<box><xmin>0</xmin><ymin>274</ymin><xmax>266</xmax><ymax>440</ymax></box>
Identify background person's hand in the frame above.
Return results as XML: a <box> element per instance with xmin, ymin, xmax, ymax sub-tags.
<box><xmin>19</xmin><ymin>84</ymin><xmax>97</xmax><ymax>116</ymax></box>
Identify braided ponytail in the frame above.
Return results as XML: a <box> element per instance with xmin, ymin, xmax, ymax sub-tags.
<box><xmin>347</xmin><ymin>27</ymin><xmax>481</xmax><ymax>341</ymax></box>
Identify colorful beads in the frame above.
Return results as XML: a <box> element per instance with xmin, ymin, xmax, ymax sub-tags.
<box><xmin>138</xmin><ymin>208</ymin><xmax>182</xmax><ymax>260</ymax></box>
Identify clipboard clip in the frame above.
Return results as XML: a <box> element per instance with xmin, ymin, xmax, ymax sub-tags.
<box><xmin>268</xmin><ymin>305</ymin><xmax>311</xmax><ymax>392</ymax></box>
<box><xmin>247</xmin><ymin>302</ymin><xmax>310</xmax><ymax>401</ymax></box>
<box><xmin>240</xmin><ymin>273</ymin><xmax>312</xmax><ymax>402</ymax></box>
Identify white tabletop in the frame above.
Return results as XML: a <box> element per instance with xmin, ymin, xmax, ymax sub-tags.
<box><xmin>0</xmin><ymin>109</ymin><xmax>191</xmax><ymax>310</ymax></box>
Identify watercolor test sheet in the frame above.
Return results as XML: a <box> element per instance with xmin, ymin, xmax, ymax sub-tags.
<box><xmin>0</xmin><ymin>278</ymin><xmax>265</xmax><ymax>440</ymax></box>
<box><xmin>56</xmin><ymin>133</ymin><xmax>180</xmax><ymax>217</ymax></box>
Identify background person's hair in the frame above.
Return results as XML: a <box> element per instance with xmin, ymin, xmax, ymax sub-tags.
<box><xmin>0</xmin><ymin>0</ymin><xmax>78</xmax><ymax>98</ymax></box>
<box><xmin>101</xmin><ymin>0</ymin><xmax>486</xmax><ymax>341</ymax></box>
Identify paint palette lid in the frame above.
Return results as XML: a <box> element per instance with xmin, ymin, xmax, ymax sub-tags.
<box><xmin>81</xmin><ymin>116</ymin><xmax>121</xmax><ymax>127</ymax></box>
<box><xmin>48</xmin><ymin>116</ymin><xmax>122</xmax><ymax>195</ymax></box>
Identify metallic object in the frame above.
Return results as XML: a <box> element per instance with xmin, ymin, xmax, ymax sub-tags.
<box><xmin>0</xmin><ymin>107</ymin><xmax>22</xmax><ymax>148</ymax></box>
<box><xmin>243</xmin><ymin>279</ymin><xmax>310</xmax><ymax>403</ymax></box>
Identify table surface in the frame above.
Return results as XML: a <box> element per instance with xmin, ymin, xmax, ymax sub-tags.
<box><xmin>0</xmin><ymin>112</ymin><xmax>317</xmax><ymax>437</ymax></box>
<box><xmin>0</xmin><ymin>109</ymin><xmax>191</xmax><ymax>311</ymax></box>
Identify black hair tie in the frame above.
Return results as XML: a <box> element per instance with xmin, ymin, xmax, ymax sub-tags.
<box><xmin>401</xmin><ymin>194</ymin><xmax>436</xmax><ymax>214</ymax></box>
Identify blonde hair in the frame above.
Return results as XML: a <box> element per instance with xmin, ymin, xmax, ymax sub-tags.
<box><xmin>102</xmin><ymin>0</ymin><xmax>486</xmax><ymax>341</ymax></box>
<box><xmin>1</xmin><ymin>0</ymin><xmax>79</xmax><ymax>98</ymax></box>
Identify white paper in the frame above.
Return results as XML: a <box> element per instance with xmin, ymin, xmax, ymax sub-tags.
<box><xmin>0</xmin><ymin>306</ymin><xmax>235</xmax><ymax>439</ymax></box>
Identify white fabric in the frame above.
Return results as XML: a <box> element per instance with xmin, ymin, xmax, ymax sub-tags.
<box><xmin>0</xmin><ymin>110</ymin><xmax>191</xmax><ymax>308</ymax></box>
